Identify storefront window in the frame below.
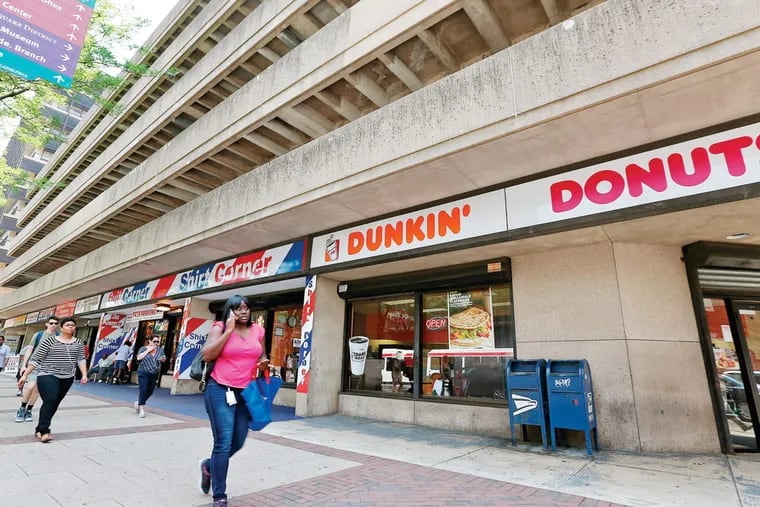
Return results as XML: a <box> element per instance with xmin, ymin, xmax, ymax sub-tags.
<box><xmin>345</xmin><ymin>284</ymin><xmax>514</xmax><ymax>402</ymax></box>
<box><xmin>347</xmin><ymin>297</ymin><xmax>415</xmax><ymax>395</ymax></box>
<box><xmin>422</xmin><ymin>286</ymin><xmax>512</xmax><ymax>400</ymax></box>
<box><xmin>269</xmin><ymin>308</ymin><xmax>302</xmax><ymax>384</ymax></box>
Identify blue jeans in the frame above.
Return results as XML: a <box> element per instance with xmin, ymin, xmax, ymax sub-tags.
<box><xmin>137</xmin><ymin>372</ymin><xmax>158</xmax><ymax>405</ymax></box>
<box><xmin>204</xmin><ymin>378</ymin><xmax>250</xmax><ymax>500</ymax></box>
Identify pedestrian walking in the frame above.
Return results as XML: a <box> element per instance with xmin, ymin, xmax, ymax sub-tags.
<box><xmin>0</xmin><ymin>335</ymin><xmax>10</xmax><ymax>372</ymax></box>
<box><xmin>198</xmin><ymin>295</ymin><xmax>268</xmax><ymax>507</ymax></box>
<box><xmin>14</xmin><ymin>317</ymin><xmax>59</xmax><ymax>423</ymax></box>
<box><xmin>17</xmin><ymin>317</ymin><xmax>87</xmax><ymax>443</ymax></box>
<box><xmin>134</xmin><ymin>336</ymin><xmax>165</xmax><ymax>418</ymax></box>
<box><xmin>112</xmin><ymin>340</ymin><xmax>132</xmax><ymax>383</ymax></box>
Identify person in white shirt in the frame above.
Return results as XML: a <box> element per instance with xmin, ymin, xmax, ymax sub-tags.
<box><xmin>0</xmin><ymin>336</ymin><xmax>10</xmax><ymax>372</ymax></box>
<box><xmin>112</xmin><ymin>340</ymin><xmax>132</xmax><ymax>384</ymax></box>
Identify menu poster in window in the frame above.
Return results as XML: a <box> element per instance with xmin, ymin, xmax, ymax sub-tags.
<box><xmin>270</xmin><ymin>309</ymin><xmax>301</xmax><ymax>369</ymax></box>
<box><xmin>447</xmin><ymin>289</ymin><xmax>494</xmax><ymax>349</ymax></box>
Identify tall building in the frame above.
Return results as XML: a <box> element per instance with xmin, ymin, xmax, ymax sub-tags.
<box><xmin>0</xmin><ymin>94</ymin><xmax>94</xmax><ymax>267</ymax></box>
<box><xmin>0</xmin><ymin>0</ymin><xmax>758</xmax><ymax>455</ymax></box>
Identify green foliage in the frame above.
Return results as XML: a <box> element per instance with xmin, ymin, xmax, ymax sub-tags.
<box><xmin>0</xmin><ymin>158</ymin><xmax>65</xmax><ymax>209</ymax></box>
<box><xmin>0</xmin><ymin>0</ymin><xmax>181</xmax><ymax>187</ymax></box>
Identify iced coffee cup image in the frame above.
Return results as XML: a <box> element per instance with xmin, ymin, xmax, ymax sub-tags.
<box><xmin>348</xmin><ymin>336</ymin><xmax>370</xmax><ymax>375</ymax></box>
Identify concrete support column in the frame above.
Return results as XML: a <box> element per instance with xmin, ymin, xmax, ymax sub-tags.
<box><xmin>513</xmin><ymin>241</ymin><xmax>721</xmax><ymax>453</ymax></box>
<box><xmin>512</xmin><ymin>242</ymin><xmax>641</xmax><ymax>451</ymax></box>
<box><xmin>612</xmin><ymin>243</ymin><xmax>719</xmax><ymax>453</ymax></box>
<box><xmin>295</xmin><ymin>276</ymin><xmax>345</xmax><ymax>417</ymax></box>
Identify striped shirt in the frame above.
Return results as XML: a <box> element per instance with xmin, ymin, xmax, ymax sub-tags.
<box><xmin>29</xmin><ymin>336</ymin><xmax>86</xmax><ymax>379</ymax></box>
<box><xmin>137</xmin><ymin>346</ymin><xmax>165</xmax><ymax>374</ymax></box>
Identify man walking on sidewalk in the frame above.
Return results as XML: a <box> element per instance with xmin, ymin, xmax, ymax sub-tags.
<box><xmin>15</xmin><ymin>318</ymin><xmax>59</xmax><ymax>423</ymax></box>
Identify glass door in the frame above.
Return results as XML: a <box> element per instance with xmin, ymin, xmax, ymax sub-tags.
<box><xmin>732</xmin><ymin>301</ymin><xmax>760</xmax><ymax>450</ymax></box>
<box><xmin>708</xmin><ymin>298</ymin><xmax>760</xmax><ymax>451</ymax></box>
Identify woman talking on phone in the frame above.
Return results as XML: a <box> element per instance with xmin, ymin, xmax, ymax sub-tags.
<box><xmin>198</xmin><ymin>295</ymin><xmax>267</xmax><ymax>507</ymax></box>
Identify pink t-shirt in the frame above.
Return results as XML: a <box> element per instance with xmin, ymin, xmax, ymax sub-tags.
<box><xmin>210</xmin><ymin>322</ymin><xmax>265</xmax><ymax>389</ymax></box>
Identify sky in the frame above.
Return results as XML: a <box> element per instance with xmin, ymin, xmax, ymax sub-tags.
<box><xmin>120</xmin><ymin>0</ymin><xmax>180</xmax><ymax>59</ymax></box>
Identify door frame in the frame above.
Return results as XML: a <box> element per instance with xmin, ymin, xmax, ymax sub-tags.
<box><xmin>726</xmin><ymin>299</ymin><xmax>760</xmax><ymax>447</ymax></box>
<box><xmin>684</xmin><ymin>242</ymin><xmax>760</xmax><ymax>452</ymax></box>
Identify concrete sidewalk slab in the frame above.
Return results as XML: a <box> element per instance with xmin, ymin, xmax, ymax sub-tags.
<box><xmin>1</xmin><ymin>376</ymin><xmax>757</xmax><ymax>507</ymax></box>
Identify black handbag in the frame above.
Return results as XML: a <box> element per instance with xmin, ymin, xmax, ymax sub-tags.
<box><xmin>190</xmin><ymin>352</ymin><xmax>214</xmax><ymax>391</ymax></box>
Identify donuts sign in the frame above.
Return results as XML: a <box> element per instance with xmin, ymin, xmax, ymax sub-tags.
<box><xmin>506</xmin><ymin>122</ymin><xmax>760</xmax><ymax>229</ymax></box>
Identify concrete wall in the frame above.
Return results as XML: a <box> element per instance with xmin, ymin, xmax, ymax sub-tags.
<box><xmin>512</xmin><ymin>242</ymin><xmax>720</xmax><ymax>453</ymax></box>
<box><xmin>339</xmin><ymin>395</ymin><xmax>510</xmax><ymax>436</ymax></box>
<box><xmin>295</xmin><ymin>276</ymin><xmax>345</xmax><ymax>416</ymax></box>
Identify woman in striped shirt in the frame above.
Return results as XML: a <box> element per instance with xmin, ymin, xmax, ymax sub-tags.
<box><xmin>17</xmin><ymin>317</ymin><xmax>87</xmax><ymax>442</ymax></box>
<box><xmin>134</xmin><ymin>335</ymin><xmax>166</xmax><ymax>418</ymax></box>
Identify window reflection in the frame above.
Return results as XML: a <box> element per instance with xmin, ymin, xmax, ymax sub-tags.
<box><xmin>347</xmin><ymin>297</ymin><xmax>415</xmax><ymax>395</ymax></box>
<box><xmin>346</xmin><ymin>285</ymin><xmax>514</xmax><ymax>401</ymax></box>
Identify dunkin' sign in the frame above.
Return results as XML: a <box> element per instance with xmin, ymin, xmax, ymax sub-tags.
<box><xmin>506</xmin><ymin>122</ymin><xmax>760</xmax><ymax>229</ymax></box>
<box><xmin>311</xmin><ymin>191</ymin><xmax>507</xmax><ymax>267</ymax></box>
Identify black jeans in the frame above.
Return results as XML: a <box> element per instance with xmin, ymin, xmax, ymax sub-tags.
<box><xmin>36</xmin><ymin>375</ymin><xmax>74</xmax><ymax>435</ymax></box>
<box><xmin>137</xmin><ymin>371</ymin><xmax>158</xmax><ymax>405</ymax></box>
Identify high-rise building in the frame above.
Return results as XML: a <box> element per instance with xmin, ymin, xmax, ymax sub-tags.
<box><xmin>0</xmin><ymin>0</ymin><xmax>758</xmax><ymax>455</ymax></box>
<box><xmin>0</xmin><ymin>94</ymin><xmax>93</xmax><ymax>277</ymax></box>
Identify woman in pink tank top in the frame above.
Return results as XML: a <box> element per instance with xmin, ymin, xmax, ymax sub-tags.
<box><xmin>197</xmin><ymin>295</ymin><xmax>267</xmax><ymax>507</ymax></box>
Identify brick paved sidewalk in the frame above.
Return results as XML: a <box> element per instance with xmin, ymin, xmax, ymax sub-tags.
<box><xmin>220</xmin><ymin>434</ymin><xmax>625</xmax><ymax>507</ymax></box>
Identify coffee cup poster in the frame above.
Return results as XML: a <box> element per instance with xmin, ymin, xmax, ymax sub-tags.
<box><xmin>447</xmin><ymin>289</ymin><xmax>494</xmax><ymax>349</ymax></box>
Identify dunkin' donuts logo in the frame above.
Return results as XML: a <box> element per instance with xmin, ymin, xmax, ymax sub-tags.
<box><xmin>324</xmin><ymin>235</ymin><xmax>339</xmax><ymax>262</ymax></box>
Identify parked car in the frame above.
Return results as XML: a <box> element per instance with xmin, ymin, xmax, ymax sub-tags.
<box><xmin>719</xmin><ymin>370</ymin><xmax>760</xmax><ymax>422</ymax></box>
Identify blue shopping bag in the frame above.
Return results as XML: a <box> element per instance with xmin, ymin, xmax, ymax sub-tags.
<box><xmin>241</xmin><ymin>369</ymin><xmax>282</xmax><ymax>431</ymax></box>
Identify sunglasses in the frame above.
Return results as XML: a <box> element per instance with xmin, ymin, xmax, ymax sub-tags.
<box><xmin>47</xmin><ymin>322</ymin><xmax>58</xmax><ymax>326</ymax></box>
<box><xmin>152</xmin><ymin>340</ymin><xmax>160</xmax><ymax>344</ymax></box>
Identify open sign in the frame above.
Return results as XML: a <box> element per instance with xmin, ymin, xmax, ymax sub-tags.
<box><xmin>426</xmin><ymin>317</ymin><xmax>447</xmax><ymax>331</ymax></box>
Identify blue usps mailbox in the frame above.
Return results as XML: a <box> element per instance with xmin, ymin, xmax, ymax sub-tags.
<box><xmin>546</xmin><ymin>359</ymin><xmax>598</xmax><ymax>456</ymax></box>
<box><xmin>506</xmin><ymin>359</ymin><xmax>549</xmax><ymax>448</ymax></box>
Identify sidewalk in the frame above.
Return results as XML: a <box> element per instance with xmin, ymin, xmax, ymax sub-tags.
<box><xmin>0</xmin><ymin>375</ymin><xmax>758</xmax><ymax>506</ymax></box>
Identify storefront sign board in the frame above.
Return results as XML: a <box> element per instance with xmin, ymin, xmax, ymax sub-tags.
<box><xmin>506</xmin><ymin>122</ymin><xmax>760</xmax><ymax>229</ymax></box>
<box><xmin>55</xmin><ymin>299</ymin><xmax>76</xmax><ymax>318</ymax></box>
<box><xmin>3</xmin><ymin>317</ymin><xmax>16</xmax><ymax>328</ymax></box>
<box><xmin>174</xmin><ymin>318</ymin><xmax>212</xmax><ymax>380</ymax></box>
<box><xmin>311</xmin><ymin>191</ymin><xmax>507</xmax><ymax>268</ymax></box>
<box><xmin>125</xmin><ymin>308</ymin><xmax>164</xmax><ymax>324</ymax></box>
<box><xmin>1</xmin><ymin>355</ymin><xmax>19</xmax><ymax>375</ymax></box>
<box><xmin>25</xmin><ymin>312</ymin><xmax>39</xmax><ymax>325</ymax></box>
<box><xmin>296</xmin><ymin>275</ymin><xmax>316</xmax><ymax>394</ymax></box>
<box><xmin>75</xmin><ymin>294</ymin><xmax>100</xmax><ymax>315</ymax></box>
<box><xmin>100</xmin><ymin>241</ymin><xmax>306</xmax><ymax>309</ymax></box>
<box><xmin>37</xmin><ymin>307</ymin><xmax>56</xmax><ymax>322</ymax></box>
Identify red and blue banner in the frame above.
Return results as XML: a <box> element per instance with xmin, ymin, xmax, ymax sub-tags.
<box><xmin>91</xmin><ymin>313</ymin><xmax>127</xmax><ymax>365</ymax></box>
<box><xmin>296</xmin><ymin>275</ymin><xmax>316</xmax><ymax>394</ymax></box>
<box><xmin>101</xmin><ymin>240</ymin><xmax>306</xmax><ymax>309</ymax></box>
<box><xmin>174</xmin><ymin>318</ymin><xmax>213</xmax><ymax>380</ymax></box>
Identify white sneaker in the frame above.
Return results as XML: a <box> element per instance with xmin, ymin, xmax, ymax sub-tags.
<box><xmin>133</xmin><ymin>401</ymin><xmax>139</xmax><ymax>415</ymax></box>
<box><xmin>139</xmin><ymin>407</ymin><xmax>145</xmax><ymax>418</ymax></box>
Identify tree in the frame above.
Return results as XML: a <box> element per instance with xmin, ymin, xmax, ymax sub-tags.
<box><xmin>0</xmin><ymin>0</ymin><xmax>180</xmax><ymax>205</ymax></box>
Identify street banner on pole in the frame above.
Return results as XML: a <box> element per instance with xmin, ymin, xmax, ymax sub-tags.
<box><xmin>0</xmin><ymin>0</ymin><xmax>97</xmax><ymax>88</ymax></box>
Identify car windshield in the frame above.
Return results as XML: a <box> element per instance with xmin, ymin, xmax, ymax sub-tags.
<box><xmin>724</xmin><ymin>371</ymin><xmax>760</xmax><ymax>387</ymax></box>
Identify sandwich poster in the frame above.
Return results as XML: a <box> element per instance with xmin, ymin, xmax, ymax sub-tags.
<box><xmin>447</xmin><ymin>289</ymin><xmax>494</xmax><ymax>349</ymax></box>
